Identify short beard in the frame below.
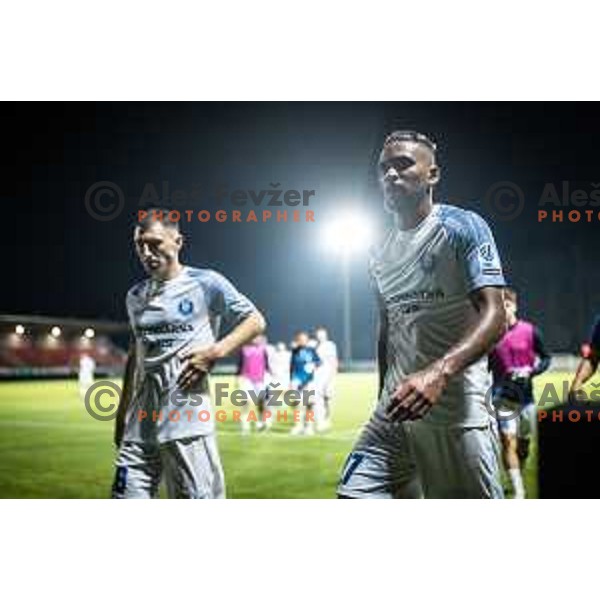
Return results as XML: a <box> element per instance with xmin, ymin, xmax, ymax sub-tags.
<box><xmin>384</xmin><ymin>186</ymin><xmax>428</xmax><ymax>215</ymax></box>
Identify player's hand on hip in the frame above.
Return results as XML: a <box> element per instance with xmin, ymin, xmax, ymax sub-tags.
<box><xmin>386</xmin><ymin>360</ymin><xmax>449</xmax><ymax>422</ymax></box>
<box><xmin>177</xmin><ymin>345</ymin><xmax>221</xmax><ymax>390</ymax></box>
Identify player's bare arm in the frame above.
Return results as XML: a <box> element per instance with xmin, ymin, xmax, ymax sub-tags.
<box><xmin>177</xmin><ymin>310</ymin><xmax>266</xmax><ymax>390</ymax></box>
<box><xmin>114</xmin><ymin>339</ymin><xmax>136</xmax><ymax>447</ymax></box>
<box><xmin>568</xmin><ymin>355</ymin><xmax>598</xmax><ymax>401</ymax></box>
<box><xmin>377</xmin><ymin>292</ymin><xmax>388</xmax><ymax>398</ymax></box>
<box><xmin>387</xmin><ymin>286</ymin><xmax>505</xmax><ymax>421</ymax></box>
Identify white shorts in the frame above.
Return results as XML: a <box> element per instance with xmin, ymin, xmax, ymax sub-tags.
<box><xmin>497</xmin><ymin>403</ymin><xmax>537</xmax><ymax>439</ymax></box>
<box><xmin>337</xmin><ymin>413</ymin><xmax>503</xmax><ymax>499</ymax></box>
<box><xmin>112</xmin><ymin>435</ymin><xmax>225</xmax><ymax>499</ymax></box>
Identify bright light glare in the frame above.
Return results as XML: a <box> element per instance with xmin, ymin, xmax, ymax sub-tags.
<box><xmin>84</xmin><ymin>328</ymin><xmax>95</xmax><ymax>339</ymax></box>
<box><xmin>323</xmin><ymin>213</ymin><xmax>373</xmax><ymax>255</ymax></box>
<box><xmin>15</xmin><ymin>325</ymin><xmax>25</xmax><ymax>335</ymax></box>
<box><xmin>51</xmin><ymin>326</ymin><xmax>61</xmax><ymax>338</ymax></box>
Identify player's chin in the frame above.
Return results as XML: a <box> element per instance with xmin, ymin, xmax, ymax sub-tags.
<box><xmin>383</xmin><ymin>195</ymin><xmax>405</xmax><ymax>214</ymax></box>
<box><xmin>144</xmin><ymin>262</ymin><xmax>164</xmax><ymax>276</ymax></box>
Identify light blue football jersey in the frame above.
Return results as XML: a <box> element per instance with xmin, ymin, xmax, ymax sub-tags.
<box><xmin>124</xmin><ymin>266</ymin><xmax>256</xmax><ymax>443</ymax></box>
<box><xmin>371</xmin><ymin>203</ymin><xmax>505</xmax><ymax>427</ymax></box>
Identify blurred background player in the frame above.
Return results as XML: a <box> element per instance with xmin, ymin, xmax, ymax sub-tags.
<box><xmin>289</xmin><ymin>331</ymin><xmax>322</xmax><ymax>435</ymax></box>
<box><xmin>313</xmin><ymin>326</ymin><xmax>338</xmax><ymax>431</ymax></box>
<box><xmin>238</xmin><ymin>334</ymin><xmax>271</xmax><ymax>433</ymax></box>
<box><xmin>489</xmin><ymin>288</ymin><xmax>551</xmax><ymax>498</ymax></box>
<box><xmin>78</xmin><ymin>352</ymin><xmax>95</xmax><ymax>400</ymax></box>
<box><xmin>568</xmin><ymin>314</ymin><xmax>600</xmax><ymax>399</ymax></box>
<box><xmin>268</xmin><ymin>341</ymin><xmax>291</xmax><ymax>390</ymax></box>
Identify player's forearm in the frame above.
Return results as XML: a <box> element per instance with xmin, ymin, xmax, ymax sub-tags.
<box><xmin>115</xmin><ymin>348</ymin><xmax>135</xmax><ymax>446</ymax></box>
<box><xmin>378</xmin><ymin>336</ymin><xmax>388</xmax><ymax>396</ymax></box>
<box><xmin>438</xmin><ymin>287</ymin><xmax>505</xmax><ymax>380</ymax></box>
<box><xmin>213</xmin><ymin>311</ymin><xmax>266</xmax><ymax>359</ymax></box>
<box><xmin>569</xmin><ymin>358</ymin><xmax>597</xmax><ymax>394</ymax></box>
<box><xmin>532</xmin><ymin>328</ymin><xmax>552</xmax><ymax>376</ymax></box>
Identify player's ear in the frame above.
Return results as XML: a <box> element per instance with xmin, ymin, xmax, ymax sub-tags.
<box><xmin>174</xmin><ymin>232</ymin><xmax>183</xmax><ymax>249</ymax></box>
<box><xmin>428</xmin><ymin>164</ymin><xmax>440</xmax><ymax>187</ymax></box>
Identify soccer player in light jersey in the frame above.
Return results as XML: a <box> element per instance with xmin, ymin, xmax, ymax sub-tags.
<box><xmin>489</xmin><ymin>288</ymin><xmax>551</xmax><ymax>498</ymax></box>
<box><xmin>337</xmin><ymin>131</ymin><xmax>507</xmax><ymax>499</ymax></box>
<box><xmin>269</xmin><ymin>342</ymin><xmax>291</xmax><ymax>391</ymax></box>
<box><xmin>238</xmin><ymin>335</ymin><xmax>271</xmax><ymax>434</ymax></box>
<box><xmin>113</xmin><ymin>209</ymin><xmax>265</xmax><ymax>499</ymax></box>
<box><xmin>313</xmin><ymin>326</ymin><xmax>338</xmax><ymax>430</ymax></box>
<box><xmin>78</xmin><ymin>353</ymin><xmax>95</xmax><ymax>400</ymax></box>
<box><xmin>568</xmin><ymin>315</ymin><xmax>600</xmax><ymax>399</ymax></box>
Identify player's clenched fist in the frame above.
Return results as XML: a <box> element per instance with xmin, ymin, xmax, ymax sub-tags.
<box><xmin>177</xmin><ymin>345</ymin><xmax>223</xmax><ymax>390</ymax></box>
<box><xmin>386</xmin><ymin>360</ymin><xmax>449</xmax><ymax>422</ymax></box>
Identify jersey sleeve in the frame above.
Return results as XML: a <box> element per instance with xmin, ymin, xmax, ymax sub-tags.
<box><xmin>205</xmin><ymin>270</ymin><xmax>257</xmax><ymax>325</ymax></box>
<box><xmin>443</xmin><ymin>208</ymin><xmax>506</xmax><ymax>292</ymax></box>
<box><xmin>125</xmin><ymin>281</ymin><xmax>145</xmax><ymax>332</ymax></box>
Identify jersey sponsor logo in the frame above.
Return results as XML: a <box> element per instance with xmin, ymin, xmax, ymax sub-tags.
<box><xmin>178</xmin><ymin>298</ymin><xmax>194</xmax><ymax>316</ymax></box>
<box><xmin>137</xmin><ymin>322</ymin><xmax>193</xmax><ymax>336</ymax></box>
<box><xmin>388</xmin><ymin>288</ymin><xmax>445</xmax><ymax>305</ymax></box>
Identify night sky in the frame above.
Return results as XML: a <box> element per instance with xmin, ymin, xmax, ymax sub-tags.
<box><xmin>3</xmin><ymin>102</ymin><xmax>600</xmax><ymax>356</ymax></box>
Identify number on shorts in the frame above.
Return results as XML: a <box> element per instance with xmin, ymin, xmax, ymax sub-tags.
<box><xmin>341</xmin><ymin>452</ymin><xmax>364</xmax><ymax>485</ymax></box>
<box><xmin>112</xmin><ymin>466</ymin><xmax>128</xmax><ymax>496</ymax></box>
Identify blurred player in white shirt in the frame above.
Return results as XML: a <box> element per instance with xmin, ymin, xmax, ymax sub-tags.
<box><xmin>78</xmin><ymin>353</ymin><xmax>95</xmax><ymax>400</ymax></box>
<box><xmin>313</xmin><ymin>326</ymin><xmax>338</xmax><ymax>431</ymax></box>
<box><xmin>268</xmin><ymin>341</ymin><xmax>291</xmax><ymax>390</ymax></box>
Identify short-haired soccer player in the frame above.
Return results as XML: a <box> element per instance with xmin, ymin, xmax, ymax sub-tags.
<box><xmin>489</xmin><ymin>288</ymin><xmax>551</xmax><ymax>498</ymax></box>
<box><xmin>113</xmin><ymin>209</ymin><xmax>265</xmax><ymax>498</ymax></box>
<box><xmin>337</xmin><ymin>131</ymin><xmax>506</xmax><ymax>498</ymax></box>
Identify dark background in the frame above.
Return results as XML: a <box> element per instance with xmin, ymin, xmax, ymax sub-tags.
<box><xmin>2</xmin><ymin>102</ymin><xmax>599</xmax><ymax>356</ymax></box>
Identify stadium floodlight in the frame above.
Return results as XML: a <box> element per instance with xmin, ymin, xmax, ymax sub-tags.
<box><xmin>15</xmin><ymin>325</ymin><xmax>25</xmax><ymax>336</ymax></box>
<box><xmin>84</xmin><ymin>328</ymin><xmax>95</xmax><ymax>339</ymax></box>
<box><xmin>322</xmin><ymin>210</ymin><xmax>374</xmax><ymax>364</ymax></box>
<box><xmin>322</xmin><ymin>213</ymin><xmax>373</xmax><ymax>256</ymax></box>
<box><xmin>50</xmin><ymin>326</ymin><xmax>61</xmax><ymax>338</ymax></box>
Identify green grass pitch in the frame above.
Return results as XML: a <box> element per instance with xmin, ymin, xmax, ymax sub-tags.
<box><xmin>0</xmin><ymin>371</ymin><xmax>585</xmax><ymax>499</ymax></box>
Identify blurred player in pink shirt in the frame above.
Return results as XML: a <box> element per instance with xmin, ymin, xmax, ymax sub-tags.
<box><xmin>238</xmin><ymin>335</ymin><xmax>271</xmax><ymax>433</ymax></box>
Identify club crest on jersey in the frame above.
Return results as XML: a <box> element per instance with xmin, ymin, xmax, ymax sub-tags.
<box><xmin>178</xmin><ymin>299</ymin><xmax>194</xmax><ymax>316</ymax></box>
<box><xmin>479</xmin><ymin>243</ymin><xmax>495</xmax><ymax>263</ymax></box>
<box><xmin>419</xmin><ymin>253</ymin><xmax>436</xmax><ymax>274</ymax></box>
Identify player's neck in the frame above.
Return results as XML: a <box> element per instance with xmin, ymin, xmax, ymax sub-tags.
<box><xmin>394</xmin><ymin>194</ymin><xmax>433</xmax><ymax>231</ymax></box>
<box><xmin>154</xmin><ymin>261</ymin><xmax>184</xmax><ymax>282</ymax></box>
